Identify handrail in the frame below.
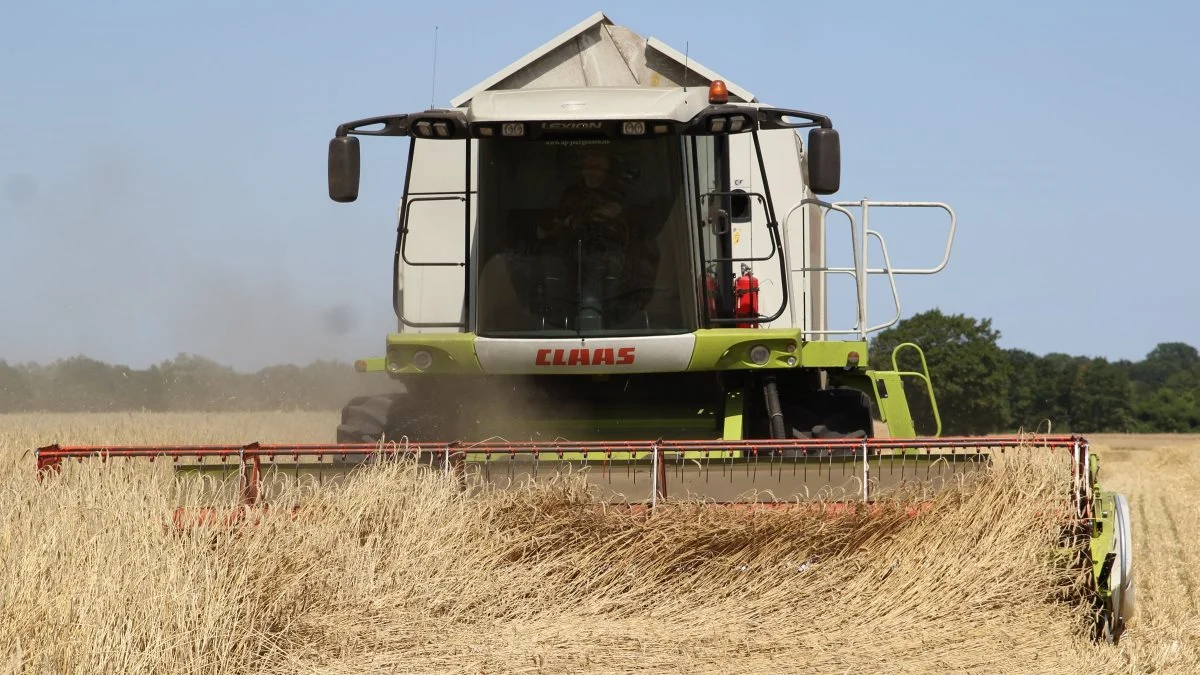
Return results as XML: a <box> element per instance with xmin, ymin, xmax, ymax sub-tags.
<box><xmin>835</xmin><ymin>201</ymin><xmax>957</xmax><ymax>275</ymax></box>
<box><xmin>780</xmin><ymin>198</ymin><xmax>958</xmax><ymax>340</ymax></box>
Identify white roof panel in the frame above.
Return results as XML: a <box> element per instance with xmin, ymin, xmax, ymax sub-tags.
<box><xmin>466</xmin><ymin>87</ymin><xmax>709</xmax><ymax>123</ymax></box>
<box><xmin>450</xmin><ymin>13</ymin><xmax>755</xmax><ymax>108</ymax></box>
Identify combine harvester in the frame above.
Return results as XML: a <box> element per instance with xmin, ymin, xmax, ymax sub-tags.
<box><xmin>36</xmin><ymin>13</ymin><xmax>1133</xmax><ymax>642</ymax></box>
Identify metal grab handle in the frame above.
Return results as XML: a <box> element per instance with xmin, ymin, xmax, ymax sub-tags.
<box><xmin>891</xmin><ymin>342</ymin><xmax>943</xmax><ymax>437</ymax></box>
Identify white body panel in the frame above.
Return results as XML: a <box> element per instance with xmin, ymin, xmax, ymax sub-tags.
<box><xmin>726</xmin><ymin>130</ymin><xmax>824</xmax><ymax>333</ymax></box>
<box><xmin>475</xmin><ymin>334</ymin><xmax>696</xmax><ymax>374</ymax></box>
<box><xmin>398</xmin><ymin>139</ymin><xmax>475</xmax><ymax>333</ymax></box>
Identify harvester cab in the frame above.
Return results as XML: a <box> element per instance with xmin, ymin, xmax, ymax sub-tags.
<box><xmin>326</xmin><ymin>80</ymin><xmax>903</xmax><ymax>448</ymax></box>
<box><xmin>326</xmin><ymin>82</ymin><xmax>951</xmax><ymax>446</ymax></box>
<box><xmin>35</xmin><ymin>13</ymin><xmax>1134</xmax><ymax>643</ymax></box>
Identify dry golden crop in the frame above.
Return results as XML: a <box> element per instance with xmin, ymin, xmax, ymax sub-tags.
<box><xmin>0</xmin><ymin>414</ymin><xmax>1196</xmax><ymax>673</ymax></box>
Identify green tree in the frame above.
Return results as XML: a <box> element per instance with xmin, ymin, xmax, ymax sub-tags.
<box><xmin>157</xmin><ymin>354</ymin><xmax>245</xmax><ymax>411</ymax></box>
<box><xmin>1130</xmin><ymin>342</ymin><xmax>1200</xmax><ymax>391</ymax></box>
<box><xmin>44</xmin><ymin>356</ymin><xmax>129</xmax><ymax>412</ymax></box>
<box><xmin>1132</xmin><ymin>388</ymin><xmax>1200</xmax><ymax>432</ymax></box>
<box><xmin>1034</xmin><ymin>353</ymin><xmax>1086</xmax><ymax>431</ymax></box>
<box><xmin>1127</xmin><ymin>344</ymin><xmax>1200</xmax><ymax>432</ymax></box>
<box><xmin>1069</xmin><ymin>358</ymin><xmax>1134</xmax><ymax>432</ymax></box>
<box><xmin>870</xmin><ymin>309</ymin><xmax>1012</xmax><ymax>435</ymax></box>
<box><xmin>1004</xmin><ymin>348</ymin><xmax>1055</xmax><ymax>432</ymax></box>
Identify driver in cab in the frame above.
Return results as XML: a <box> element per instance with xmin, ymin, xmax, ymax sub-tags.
<box><xmin>538</xmin><ymin>149</ymin><xmax>629</xmax><ymax>248</ymax></box>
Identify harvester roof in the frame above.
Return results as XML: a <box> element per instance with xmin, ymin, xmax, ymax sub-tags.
<box><xmin>450</xmin><ymin>11</ymin><xmax>756</xmax><ymax>108</ymax></box>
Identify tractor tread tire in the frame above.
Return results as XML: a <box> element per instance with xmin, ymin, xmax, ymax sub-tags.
<box><xmin>337</xmin><ymin>393</ymin><xmax>405</xmax><ymax>444</ymax></box>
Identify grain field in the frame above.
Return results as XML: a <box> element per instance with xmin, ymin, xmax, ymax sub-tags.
<box><xmin>1086</xmin><ymin>434</ymin><xmax>1200</xmax><ymax>672</ymax></box>
<box><xmin>1</xmin><ymin>414</ymin><xmax>1196</xmax><ymax>673</ymax></box>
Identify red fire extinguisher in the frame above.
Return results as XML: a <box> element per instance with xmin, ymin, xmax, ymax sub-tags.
<box><xmin>734</xmin><ymin>264</ymin><xmax>759</xmax><ymax>328</ymax></box>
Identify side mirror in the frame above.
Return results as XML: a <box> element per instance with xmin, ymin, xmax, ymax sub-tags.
<box><xmin>807</xmin><ymin>128</ymin><xmax>841</xmax><ymax>195</ymax></box>
<box><xmin>328</xmin><ymin>136</ymin><xmax>361</xmax><ymax>203</ymax></box>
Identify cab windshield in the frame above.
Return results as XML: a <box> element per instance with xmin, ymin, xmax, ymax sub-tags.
<box><xmin>475</xmin><ymin>136</ymin><xmax>697</xmax><ymax>337</ymax></box>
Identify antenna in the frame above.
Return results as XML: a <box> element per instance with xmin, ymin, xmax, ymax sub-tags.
<box><xmin>683</xmin><ymin>41</ymin><xmax>689</xmax><ymax>92</ymax></box>
<box><xmin>430</xmin><ymin>25</ymin><xmax>439</xmax><ymax>109</ymax></box>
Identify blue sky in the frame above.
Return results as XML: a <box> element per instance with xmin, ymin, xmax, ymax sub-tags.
<box><xmin>1</xmin><ymin>1</ymin><xmax>1196</xmax><ymax>370</ymax></box>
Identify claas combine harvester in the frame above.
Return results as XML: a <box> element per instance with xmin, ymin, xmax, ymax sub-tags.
<box><xmin>34</xmin><ymin>13</ymin><xmax>1134</xmax><ymax>643</ymax></box>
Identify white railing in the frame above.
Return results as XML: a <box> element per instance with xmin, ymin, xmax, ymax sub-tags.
<box><xmin>781</xmin><ymin>198</ymin><xmax>957</xmax><ymax>340</ymax></box>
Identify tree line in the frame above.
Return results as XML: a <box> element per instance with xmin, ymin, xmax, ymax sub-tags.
<box><xmin>2</xmin><ymin>311</ymin><xmax>1197</xmax><ymax>435</ymax></box>
<box><xmin>0</xmin><ymin>354</ymin><xmax>392</xmax><ymax>413</ymax></box>
<box><xmin>870</xmin><ymin>309</ymin><xmax>1200</xmax><ymax>435</ymax></box>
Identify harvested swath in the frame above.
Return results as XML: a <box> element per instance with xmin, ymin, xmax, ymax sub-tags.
<box><xmin>1</xmin><ymin>427</ymin><xmax>1123</xmax><ymax>674</ymax></box>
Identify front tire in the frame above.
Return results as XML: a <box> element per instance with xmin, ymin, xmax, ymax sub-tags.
<box><xmin>336</xmin><ymin>393</ymin><xmax>405</xmax><ymax>443</ymax></box>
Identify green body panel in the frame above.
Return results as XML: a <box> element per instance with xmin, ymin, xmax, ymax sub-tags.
<box><xmin>366</xmin><ymin>332</ymin><xmax>925</xmax><ymax>451</ymax></box>
<box><xmin>868</xmin><ymin>370</ymin><xmax>917</xmax><ymax>438</ymax></box>
<box><xmin>1091</xmin><ymin>492</ymin><xmax>1117</xmax><ymax>602</ymax></box>
<box><xmin>797</xmin><ymin>340</ymin><xmax>869</xmax><ymax>369</ymax></box>
<box><xmin>823</xmin><ymin>342</ymin><xmax>940</xmax><ymax>442</ymax></box>
<box><xmin>370</xmin><ymin>332</ymin><xmax>922</xmax><ymax>451</ymax></box>
<box><xmin>378</xmin><ymin>330</ymin><xmax>873</xmax><ymax>376</ymax></box>
<box><xmin>723</xmin><ymin>388</ymin><xmax>745</xmax><ymax>441</ymax></box>
<box><xmin>686</xmin><ymin>329</ymin><xmax>802</xmax><ymax>370</ymax></box>
<box><xmin>385</xmin><ymin>333</ymin><xmax>483</xmax><ymax>374</ymax></box>
<box><xmin>1088</xmin><ymin>455</ymin><xmax>1120</xmax><ymax>609</ymax></box>
<box><xmin>825</xmin><ymin>369</ymin><xmax>921</xmax><ymax>441</ymax></box>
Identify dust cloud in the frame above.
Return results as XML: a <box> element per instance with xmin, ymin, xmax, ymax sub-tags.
<box><xmin>0</xmin><ymin>148</ymin><xmax>390</xmax><ymax>372</ymax></box>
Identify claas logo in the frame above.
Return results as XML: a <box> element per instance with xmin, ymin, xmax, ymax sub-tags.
<box><xmin>535</xmin><ymin>347</ymin><xmax>636</xmax><ymax>366</ymax></box>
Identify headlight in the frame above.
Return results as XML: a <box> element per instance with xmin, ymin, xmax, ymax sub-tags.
<box><xmin>412</xmin><ymin>350</ymin><xmax>434</xmax><ymax>371</ymax></box>
<box><xmin>749</xmin><ymin>344</ymin><xmax>771</xmax><ymax>366</ymax></box>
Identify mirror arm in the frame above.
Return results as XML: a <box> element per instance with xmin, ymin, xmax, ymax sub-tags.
<box><xmin>757</xmin><ymin>108</ymin><xmax>833</xmax><ymax>131</ymax></box>
<box><xmin>335</xmin><ymin>114</ymin><xmax>412</xmax><ymax>138</ymax></box>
